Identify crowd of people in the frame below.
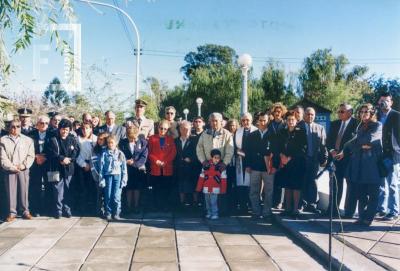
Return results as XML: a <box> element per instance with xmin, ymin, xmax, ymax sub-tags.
<box><xmin>0</xmin><ymin>93</ymin><xmax>399</xmax><ymax>226</ymax></box>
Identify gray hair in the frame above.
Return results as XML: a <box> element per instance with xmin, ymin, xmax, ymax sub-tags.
<box><xmin>165</xmin><ymin>106</ymin><xmax>176</xmax><ymax>114</ymax></box>
<box><xmin>179</xmin><ymin>120</ymin><xmax>192</xmax><ymax>128</ymax></box>
<box><xmin>37</xmin><ymin>115</ymin><xmax>50</xmax><ymax>123</ymax></box>
<box><xmin>208</xmin><ymin>112</ymin><xmax>223</xmax><ymax>122</ymax></box>
<box><xmin>240</xmin><ymin>112</ymin><xmax>253</xmax><ymax>121</ymax></box>
<box><xmin>339</xmin><ymin>103</ymin><xmax>353</xmax><ymax>113</ymax></box>
<box><xmin>305</xmin><ymin>107</ymin><xmax>315</xmax><ymax>114</ymax></box>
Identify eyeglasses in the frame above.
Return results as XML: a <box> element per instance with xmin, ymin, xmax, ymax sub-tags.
<box><xmin>166</xmin><ymin>112</ymin><xmax>174</xmax><ymax>115</ymax></box>
<box><xmin>337</xmin><ymin>110</ymin><xmax>346</xmax><ymax>114</ymax></box>
<box><xmin>10</xmin><ymin>125</ymin><xmax>21</xmax><ymax>129</ymax></box>
<box><xmin>38</xmin><ymin>122</ymin><xmax>49</xmax><ymax>125</ymax></box>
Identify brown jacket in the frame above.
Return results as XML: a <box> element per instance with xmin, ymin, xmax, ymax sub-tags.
<box><xmin>0</xmin><ymin>134</ymin><xmax>35</xmax><ymax>172</ymax></box>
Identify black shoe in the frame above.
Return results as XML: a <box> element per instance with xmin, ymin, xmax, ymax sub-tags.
<box><xmin>64</xmin><ymin>212</ymin><xmax>72</xmax><ymax>218</ymax></box>
<box><xmin>280</xmin><ymin>210</ymin><xmax>292</xmax><ymax>216</ymax></box>
<box><xmin>382</xmin><ymin>214</ymin><xmax>399</xmax><ymax>221</ymax></box>
<box><xmin>305</xmin><ymin>205</ymin><xmax>321</xmax><ymax>214</ymax></box>
<box><xmin>377</xmin><ymin>211</ymin><xmax>387</xmax><ymax>217</ymax></box>
<box><xmin>32</xmin><ymin>213</ymin><xmax>40</xmax><ymax>218</ymax></box>
<box><xmin>54</xmin><ymin>213</ymin><xmax>61</xmax><ymax>219</ymax></box>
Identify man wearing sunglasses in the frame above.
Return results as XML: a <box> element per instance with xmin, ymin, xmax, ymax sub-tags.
<box><xmin>326</xmin><ymin>103</ymin><xmax>358</xmax><ymax>218</ymax></box>
<box><xmin>0</xmin><ymin>119</ymin><xmax>35</xmax><ymax>222</ymax></box>
<box><xmin>164</xmin><ymin>106</ymin><xmax>179</xmax><ymax>139</ymax></box>
<box><xmin>28</xmin><ymin>115</ymin><xmax>52</xmax><ymax>217</ymax></box>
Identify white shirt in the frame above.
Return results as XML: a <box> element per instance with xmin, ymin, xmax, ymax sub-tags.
<box><xmin>338</xmin><ymin>118</ymin><xmax>351</xmax><ymax>135</ymax></box>
<box><xmin>180</xmin><ymin>137</ymin><xmax>188</xmax><ymax>148</ymax></box>
<box><xmin>129</xmin><ymin>141</ymin><xmax>136</xmax><ymax>154</ymax></box>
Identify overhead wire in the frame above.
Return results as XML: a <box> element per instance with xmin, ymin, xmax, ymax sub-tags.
<box><xmin>112</xmin><ymin>0</ymin><xmax>136</xmax><ymax>54</ymax></box>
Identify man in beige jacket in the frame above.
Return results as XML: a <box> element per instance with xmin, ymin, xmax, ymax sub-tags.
<box><xmin>196</xmin><ymin>112</ymin><xmax>234</xmax><ymax>168</ymax></box>
<box><xmin>0</xmin><ymin>119</ymin><xmax>35</xmax><ymax>222</ymax></box>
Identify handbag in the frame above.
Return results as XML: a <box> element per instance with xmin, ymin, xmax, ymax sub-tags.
<box><xmin>47</xmin><ymin>171</ymin><xmax>60</xmax><ymax>182</ymax></box>
<box><xmin>47</xmin><ymin>137</ymin><xmax>61</xmax><ymax>182</ymax></box>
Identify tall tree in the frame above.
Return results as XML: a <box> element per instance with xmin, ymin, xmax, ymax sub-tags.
<box><xmin>181</xmin><ymin>44</ymin><xmax>237</xmax><ymax>80</ymax></box>
<box><xmin>259</xmin><ymin>61</ymin><xmax>286</xmax><ymax>103</ymax></box>
<box><xmin>299</xmin><ymin>48</ymin><xmax>369</xmax><ymax>111</ymax></box>
<box><xmin>42</xmin><ymin>77</ymin><xmax>71</xmax><ymax>109</ymax></box>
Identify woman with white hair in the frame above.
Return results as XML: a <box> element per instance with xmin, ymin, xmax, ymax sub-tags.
<box><xmin>233</xmin><ymin>112</ymin><xmax>257</xmax><ymax>214</ymax></box>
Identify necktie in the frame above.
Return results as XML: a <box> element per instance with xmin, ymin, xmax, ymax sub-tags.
<box><xmin>138</xmin><ymin>118</ymin><xmax>142</xmax><ymax>126</ymax></box>
<box><xmin>307</xmin><ymin>123</ymin><xmax>313</xmax><ymax>157</ymax></box>
<box><xmin>335</xmin><ymin>122</ymin><xmax>345</xmax><ymax>151</ymax></box>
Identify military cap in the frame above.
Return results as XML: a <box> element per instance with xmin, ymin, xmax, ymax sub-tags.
<box><xmin>47</xmin><ymin>111</ymin><xmax>60</xmax><ymax>118</ymax></box>
<box><xmin>18</xmin><ymin>107</ymin><xmax>33</xmax><ymax>117</ymax></box>
<box><xmin>135</xmin><ymin>99</ymin><xmax>148</xmax><ymax>107</ymax></box>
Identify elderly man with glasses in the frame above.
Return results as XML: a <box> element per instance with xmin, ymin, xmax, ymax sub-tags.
<box><xmin>326</xmin><ymin>103</ymin><xmax>358</xmax><ymax>218</ymax></box>
<box><xmin>0</xmin><ymin>119</ymin><xmax>35</xmax><ymax>222</ymax></box>
<box><xmin>164</xmin><ymin>106</ymin><xmax>179</xmax><ymax>139</ymax></box>
<box><xmin>28</xmin><ymin>115</ymin><xmax>52</xmax><ymax>217</ymax></box>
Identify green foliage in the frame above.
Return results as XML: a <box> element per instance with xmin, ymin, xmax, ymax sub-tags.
<box><xmin>160</xmin><ymin>85</ymin><xmax>186</xmax><ymax>119</ymax></box>
<box><xmin>259</xmin><ymin>61</ymin><xmax>286</xmax><ymax>102</ymax></box>
<box><xmin>299</xmin><ymin>48</ymin><xmax>370</xmax><ymax>112</ymax></box>
<box><xmin>181</xmin><ymin>44</ymin><xmax>237</xmax><ymax>80</ymax></box>
<box><xmin>140</xmin><ymin>94</ymin><xmax>161</xmax><ymax>122</ymax></box>
<box><xmin>364</xmin><ymin>76</ymin><xmax>400</xmax><ymax>110</ymax></box>
<box><xmin>0</xmin><ymin>0</ymin><xmax>75</xmax><ymax>81</ymax></box>
<box><xmin>42</xmin><ymin>77</ymin><xmax>71</xmax><ymax>109</ymax></box>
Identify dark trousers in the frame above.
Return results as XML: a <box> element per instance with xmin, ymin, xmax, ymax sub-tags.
<box><xmin>0</xmin><ymin>171</ymin><xmax>7</xmax><ymax>217</ymax></box>
<box><xmin>344</xmin><ymin>181</ymin><xmax>358</xmax><ymax>217</ymax></box>
<box><xmin>151</xmin><ymin>175</ymin><xmax>172</xmax><ymax>211</ymax></box>
<box><xmin>29</xmin><ymin>164</ymin><xmax>49</xmax><ymax>215</ymax></box>
<box><xmin>76</xmin><ymin>166</ymin><xmax>97</xmax><ymax>214</ymax></box>
<box><xmin>303</xmin><ymin>158</ymin><xmax>319</xmax><ymax>208</ymax></box>
<box><xmin>357</xmin><ymin>183</ymin><xmax>380</xmax><ymax>222</ymax></box>
<box><xmin>235</xmin><ymin>186</ymin><xmax>250</xmax><ymax>210</ymax></box>
<box><xmin>219</xmin><ymin>174</ymin><xmax>234</xmax><ymax>216</ymax></box>
<box><xmin>52</xmin><ymin>175</ymin><xmax>73</xmax><ymax>215</ymax></box>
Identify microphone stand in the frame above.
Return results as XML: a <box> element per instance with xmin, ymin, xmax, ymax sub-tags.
<box><xmin>316</xmin><ymin>159</ymin><xmax>337</xmax><ymax>271</ymax></box>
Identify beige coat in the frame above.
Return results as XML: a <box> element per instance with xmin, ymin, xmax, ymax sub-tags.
<box><xmin>196</xmin><ymin>128</ymin><xmax>234</xmax><ymax>165</ymax></box>
<box><xmin>129</xmin><ymin>116</ymin><xmax>155</xmax><ymax>138</ymax></box>
<box><xmin>0</xmin><ymin>134</ymin><xmax>35</xmax><ymax>172</ymax></box>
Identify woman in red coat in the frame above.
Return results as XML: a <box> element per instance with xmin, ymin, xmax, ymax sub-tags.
<box><xmin>148</xmin><ymin>119</ymin><xmax>177</xmax><ymax>211</ymax></box>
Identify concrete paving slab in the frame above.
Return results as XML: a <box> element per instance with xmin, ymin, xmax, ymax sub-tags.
<box><xmin>174</xmin><ymin>218</ymin><xmax>204</xmax><ymax>225</ymax></box>
<box><xmin>102</xmin><ymin>226</ymin><xmax>139</xmax><ymax>237</ymax></box>
<box><xmin>0</xmin><ymin>264</ymin><xmax>31</xmax><ymax>271</ymax></box>
<box><xmin>369</xmin><ymin>241</ymin><xmax>400</xmax><ymax>259</ymax></box>
<box><xmin>54</xmin><ymin>237</ymin><xmax>98</xmax><ymax>249</ymax></box>
<box><xmin>136</xmin><ymin>235</ymin><xmax>175</xmax><ymax>248</ymax></box>
<box><xmin>140</xmin><ymin>227</ymin><xmax>174</xmax><ymax>237</ymax></box>
<box><xmin>220</xmin><ymin>245</ymin><xmax>267</xmax><ymax>262</ymax></box>
<box><xmin>33</xmin><ymin>263</ymin><xmax>81</xmax><ymax>271</ymax></box>
<box><xmin>38</xmin><ymin>218</ymin><xmax>78</xmax><ymax>228</ymax></box>
<box><xmin>252</xmin><ymin>233</ymin><xmax>294</xmax><ymax>245</ymax></box>
<box><xmin>143</xmin><ymin>212</ymin><xmax>173</xmax><ymax>219</ymax></box>
<box><xmin>373</xmin><ymin>255</ymin><xmax>400</xmax><ymax>270</ymax></box>
<box><xmin>229</xmin><ymin>261</ymin><xmax>278</xmax><ymax>271</ymax></box>
<box><xmin>27</xmin><ymin>227</ymin><xmax>68</xmax><ymax>237</ymax></box>
<box><xmin>210</xmin><ymin>225</ymin><xmax>245</xmax><ymax>234</ymax></box>
<box><xmin>130</xmin><ymin>262</ymin><xmax>178</xmax><ymax>271</ymax></box>
<box><xmin>81</xmin><ymin>262</ymin><xmax>130</xmax><ymax>271</ymax></box>
<box><xmin>66</xmin><ymin>227</ymin><xmax>105</xmax><ymax>237</ymax></box>
<box><xmin>38</xmin><ymin>248</ymin><xmax>89</xmax><ymax>264</ymax></box>
<box><xmin>86</xmin><ymin>248</ymin><xmax>133</xmax><ymax>263</ymax></box>
<box><xmin>96</xmin><ymin>236</ymin><xmax>136</xmax><ymax>248</ymax></box>
<box><xmin>0</xmin><ymin>228</ymin><xmax>33</xmax><ymax>238</ymax></box>
<box><xmin>273</xmin><ymin>258</ymin><xmax>325</xmax><ymax>271</ymax></box>
<box><xmin>176</xmin><ymin>231</ymin><xmax>216</xmax><ymax>246</ymax></box>
<box><xmin>6</xmin><ymin>219</ymin><xmax>45</xmax><ymax>228</ymax></box>
<box><xmin>178</xmin><ymin>246</ymin><xmax>224</xmax><ymax>262</ymax></box>
<box><xmin>335</xmin><ymin>235</ymin><xmax>376</xmax><ymax>253</ymax></box>
<box><xmin>74</xmin><ymin>217</ymin><xmax>108</xmax><ymax>228</ymax></box>
<box><xmin>260</xmin><ymin>243</ymin><xmax>315</xmax><ymax>260</ymax></box>
<box><xmin>206</xmin><ymin>217</ymin><xmax>240</xmax><ymax>226</ymax></box>
<box><xmin>107</xmin><ymin>221</ymin><xmax>141</xmax><ymax>228</ymax></box>
<box><xmin>0</xmin><ymin>237</ymin><xmax>20</xmax><ymax>252</ymax></box>
<box><xmin>10</xmin><ymin>237</ymin><xmax>56</xmax><ymax>249</ymax></box>
<box><xmin>175</xmin><ymin>224</ymin><xmax>209</xmax><ymax>231</ymax></box>
<box><xmin>0</xmin><ymin>247</ymin><xmax>48</xmax><ymax>265</ymax></box>
<box><xmin>179</xmin><ymin>261</ymin><xmax>229</xmax><ymax>271</ymax></box>
<box><xmin>380</xmin><ymin>232</ymin><xmax>400</xmax><ymax>245</ymax></box>
<box><xmin>213</xmin><ymin>233</ymin><xmax>257</xmax><ymax>246</ymax></box>
<box><xmin>133</xmin><ymin>247</ymin><xmax>177</xmax><ymax>263</ymax></box>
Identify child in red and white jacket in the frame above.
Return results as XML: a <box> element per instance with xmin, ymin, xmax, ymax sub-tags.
<box><xmin>196</xmin><ymin>149</ymin><xmax>227</xmax><ymax>219</ymax></box>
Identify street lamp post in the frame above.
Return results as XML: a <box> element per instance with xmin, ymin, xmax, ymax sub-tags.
<box><xmin>183</xmin><ymin>108</ymin><xmax>189</xmax><ymax>121</ymax></box>
<box><xmin>196</xmin><ymin>97</ymin><xmax>203</xmax><ymax>117</ymax></box>
<box><xmin>75</xmin><ymin>0</ymin><xmax>141</xmax><ymax>100</ymax></box>
<box><xmin>237</xmin><ymin>54</ymin><xmax>252</xmax><ymax>115</ymax></box>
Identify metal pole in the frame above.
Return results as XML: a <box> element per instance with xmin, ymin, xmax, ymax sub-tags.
<box><xmin>241</xmin><ymin>67</ymin><xmax>249</xmax><ymax>115</ymax></box>
<box><xmin>197</xmin><ymin>104</ymin><xmax>201</xmax><ymax>117</ymax></box>
<box><xmin>75</xmin><ymin>0</ymin><xmax>141</xmax><ymax>99</ymax></box>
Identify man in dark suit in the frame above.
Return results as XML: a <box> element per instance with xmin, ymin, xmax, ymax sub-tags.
<box><xmin>97</xmin><ymin>111</ymin><xmax>126</xmax><ymax>144</ymax></box>
<box><xmin>326</xmin><ymin>103</ymin><xmax>358</xmax><ymax>217</ymax></box>
<box><xmin>377</xmin><ymin>93</ymin><xmax>400</xmax><ymax>221</ymax></box>
<box><xmin>28</xmin><ymin>115</ymin><xmax>52</xmax><ymax>217</ymax></box>
<box><xmin>303</xmin><ymin>107</ymin><xmax>328</xmax><ymax>214</ymax></box>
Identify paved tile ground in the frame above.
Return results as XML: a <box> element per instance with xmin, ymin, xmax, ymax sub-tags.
<box><xmin>0</xmin><ymin>214</ymin><xmax>325</xmax><ymax>271</ymax></box>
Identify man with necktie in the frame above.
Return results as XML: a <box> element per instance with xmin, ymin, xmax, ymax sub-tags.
<box><xmin>303</xmin><ymin>107</ymin><xmax>328</xmax><ymax>214</ymax></box>
<box><xmin>127</xmin><ymin>99</ymin><xmax>155</xmax><ymax>138</ymax></box>
<box><xmin>97</xmin><ymin>111</ymin><xmax>126</xmax><ymax>144</ymax></box>
<box><xmin>326</xmin><ymin>103</ymin><xmax>358</xmax><ymax>217</ymax></box>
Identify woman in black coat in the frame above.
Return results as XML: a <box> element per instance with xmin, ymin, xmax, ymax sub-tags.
<box><xmin>119</xmin><ymin>126</ymin><xmax>148</xmax><ymax>213</ymax></box>
<box><xmin>275</xmin><ymin>111</ymin><xmax>307</xmax><ymax>217</ymax></box>
<box><xmin>46</xmin><ymin>119</ymin><xmax>79</xmax><ymax>218</ymax></box>
<box><xmin>341</xmin><ymin>103</ymin><xmax>383</xmax><ymax>226</ymax></box>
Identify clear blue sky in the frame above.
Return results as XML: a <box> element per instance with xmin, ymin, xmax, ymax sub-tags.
<box><xmin>5</xmin><ymin>0</ymin><xmax>400</xmax><ymax>98</ymax></box>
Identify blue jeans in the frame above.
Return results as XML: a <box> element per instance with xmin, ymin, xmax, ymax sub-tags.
<box><xmin>204</xmin><ymin>193</ymin><xmax>218</xmax><ymax>216</ymax></box>
<box><xmin>378</xmin><ymin>163</ymin><xmax>400</xmax><ymax>216</ymax></box>
<box><xmin>103</xmin><ymin>174</ymin><xmax>122</xmax><ymax>216</ymax></box>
